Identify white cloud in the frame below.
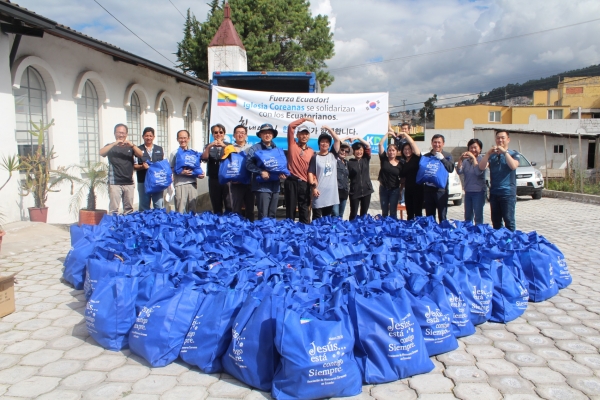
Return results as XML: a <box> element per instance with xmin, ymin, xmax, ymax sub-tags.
<box><xmin>12</xmin><ymin>0</ymin><xmax>600</xmax><ymax>110</ymax></box>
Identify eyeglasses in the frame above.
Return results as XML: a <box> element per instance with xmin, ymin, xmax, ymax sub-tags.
<box><xmin>339</xmin><ymin>149</ymin><xmax>349</xmax><ymax>154</ymax></box>
<box><xmin>213</xmin><ymin>131</ymin><xmax>225</xmax><ymax>134</ymax></box>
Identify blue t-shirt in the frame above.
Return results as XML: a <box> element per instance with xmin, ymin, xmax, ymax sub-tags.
<box><xmin>489</xmin><ymin>150</ymin><xmax>520</xmax><ymax>196</ymax></box>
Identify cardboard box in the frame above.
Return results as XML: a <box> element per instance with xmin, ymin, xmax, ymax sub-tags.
<box><xmin>0</xmin><ymin>274</ymin><xmax>16</xmax><ymax>318</ymax></box>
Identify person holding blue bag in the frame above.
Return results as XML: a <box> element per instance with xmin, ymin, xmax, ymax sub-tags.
<box><xmin>170</xmin><ymin>129</ymin><xmax>205</xmax><ymax>213</ymax></box>
<box><xmin>134</xmin><ymin>127</ymin><xmax>165</xmax><ymax>211</ymax></box>
<box><xmin>202</xmin><ymin>124</ymin><xmax>232</xmax><ymax>214</ymax></box>
<box><xmin>229</xmin><ymin>125</ymin><xmax>255</xmax><ymax>221</ymax></box>
<box><xmin>419</xmin><ymin>134</ymin><xmax>454</xmax><ymax>222</ymax></box>
<box><xmin>246</xmin><ymin>124</ymin><xmax>287</xmax><ymax>220</ymax></box>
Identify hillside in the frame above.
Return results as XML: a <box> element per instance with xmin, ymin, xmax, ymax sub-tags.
<box><xmin>458</xmin><ymin>64</ymin><xmax>600</xmax><ymax>105</ymax></box>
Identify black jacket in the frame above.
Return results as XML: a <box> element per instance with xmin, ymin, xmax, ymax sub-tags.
<box><xmin>347</xmin><ymin>148</ymin><xmax>374</xmax><ymax>199</ymax></box>
<box><xmin>135</xmin><ymin>144</ymin><xmax>165</xmax><ymax>183</ymax></box>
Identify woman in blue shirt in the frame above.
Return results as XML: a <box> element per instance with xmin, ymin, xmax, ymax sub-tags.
<box><xmin>457</xmin><ymin>138</ymin><xmax>486</xmax><ymax>224</ymax></box>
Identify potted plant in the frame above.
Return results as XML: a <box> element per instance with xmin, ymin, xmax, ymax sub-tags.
<box><xmin>18</xmin><ymin>119</ymin><xmax>73</xmax><ymax>223</ymax></box>
<box><xmin>68</xmin><ymin>162</ymin><xmax>108</xmax><ymax>226</ymax></box>
<box><xmin>0</xmin><ymin>153</ymin><xmax>21</xmax><ymax>250</ymax></box>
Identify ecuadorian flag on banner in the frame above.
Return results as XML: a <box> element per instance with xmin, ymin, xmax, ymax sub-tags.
<box><xmin>217</xmin><ymin>92</ymin><xmax>237</xmax><ymax>107</ymax></box>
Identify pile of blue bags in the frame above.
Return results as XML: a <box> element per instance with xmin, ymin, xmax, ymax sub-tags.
<box><xmin>63</xmin><ymin>210</ymin><xmax>571</xmax><ymax>400</ymax></box>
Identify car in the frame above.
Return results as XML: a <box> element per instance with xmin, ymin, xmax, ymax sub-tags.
<box><xmin>515</xmin><ymin>154</ymin><xmax>544</xmax><ymax>199</ymax></box>
<box><xmin>448</xmin><ymin>168</ymin><xmax>464</xmax><ymax>206</ymax></box>
<box><xmin>483</xmin><ymin>153</ymin><xmax>544</xmax><ymax>200</ymax></box>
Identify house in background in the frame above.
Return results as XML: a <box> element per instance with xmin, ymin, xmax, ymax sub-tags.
<box><xmin>0</xmin><ymin>1</ymin><xmax>210</xmax><ymax>224</ymax></box>
<box><xmin>534</xmin><ymin>76</ymin><xmax>600</xmax><ymax>118</ymax></box>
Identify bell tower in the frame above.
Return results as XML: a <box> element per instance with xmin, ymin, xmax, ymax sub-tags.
<box><xmin>207</xmin><ymin>2</ymin><xmax>247</xmax><ymax>81</ymax></box>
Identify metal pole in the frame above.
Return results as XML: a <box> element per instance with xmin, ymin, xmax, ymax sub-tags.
<box><xmin>578</xmin><ymin>131</ymin><xmax>583</xmax><ymax>193</ymax></box>
<box><xmin>544</xmin><ymin>135</ymin><xmax>548</xmax><ymax>187</ymax></box>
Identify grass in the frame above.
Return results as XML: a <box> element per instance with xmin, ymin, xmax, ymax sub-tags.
<box><xmin>547</xmin><ymin>175</ymin><xmax>600</xmax><ymax>195</ymax></box>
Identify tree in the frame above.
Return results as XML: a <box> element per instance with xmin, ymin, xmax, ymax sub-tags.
<box><xmin>176</xmin><ymin>0</ymin><xmax>335</xmax><ymax>88</ymax></box>
<box><xmin>419</xmin><ymin>94</ymin><xmax>437</xmax><ymax>124</ymax></box>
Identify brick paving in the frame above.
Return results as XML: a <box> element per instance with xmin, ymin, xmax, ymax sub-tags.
<box><xmin>0</xmin><ymin>194</ymin><xmax>599</xmax><ymax>399</ymax></box>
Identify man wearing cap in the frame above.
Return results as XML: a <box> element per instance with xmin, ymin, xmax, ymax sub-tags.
<box><xmin>229</xmin><ymin>125</ymin><xmax>255</xmax><ymax>221</ymax></box>
<box><xmin>246</xmin><ymin>123</ymin><xmax>286</xmax><ymax>219</ymax></box>
<box><xmin>285</xmin><ymin>117</ymin><xmax>316</xmax><ymax>223</ymax></box>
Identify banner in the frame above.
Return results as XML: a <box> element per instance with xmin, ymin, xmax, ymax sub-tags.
<box><xmin>210</xmin><ymin>87</ymin><xmax>388</xmax><ymax>150</ymax></box>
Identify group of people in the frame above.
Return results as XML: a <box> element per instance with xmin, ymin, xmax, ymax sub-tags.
<box><xmin>100</xmin><ymin>120</ymin><xmax>521</xmax><ymax>231</ymax></box>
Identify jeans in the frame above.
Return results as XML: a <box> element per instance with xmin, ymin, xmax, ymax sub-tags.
<box><xmin>137</xmin><ymin>184</ymin><xmax>164</xmax><ymax>211</ymax></box>
<box><xmin>379</xmin><ymin>186</ymin><xmax>400</xmax><ymax>219</ymax></box>
<box><xmin>349</xmin><ymin>194</ymin><xmax>371</xmax><ymax>221</ymax></box>
<box><xmin>489</xmin><ymin>193</ymin><xmax>516</xmax><ymax>231</ymax></box>
<box><xmin>332</xmin><ymin>199</ymin><xmax>347</xmax><ymax>218</ymax></box>
<box><xmin>284</xmin><ymin>178</ymin><xmax>311</xmax><ymax>223</ymax></box>
<box><xmin>424</xmin><ymin>188</ymin><xmax>448</xmax><ymax>222</ymax></box>
<box><xmin>464</xmin><ymin>191</ymin><xmax>485</xmax><ymax>225</ymax></box>
<box><xmin>255</xmin><ymin>191</ymin><xmax>279</xmax><ymax>220</ymax></box>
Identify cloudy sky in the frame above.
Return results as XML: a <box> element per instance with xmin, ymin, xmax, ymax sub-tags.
<box><xmin>15</xmin><ymin>0</ymin><xmax>600</xmax><ymax>112</ymax></box>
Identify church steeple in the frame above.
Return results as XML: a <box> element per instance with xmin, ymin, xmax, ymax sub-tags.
<box><xmin>207</xmin><ymin>2</ymin><xmax>248</xmax><ymax>80</ymax></box>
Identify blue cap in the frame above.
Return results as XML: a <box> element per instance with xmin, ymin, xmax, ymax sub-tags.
<box><xmin>256</xmin><ymin>123</ymin><xmax>278</xmax><ymax>138</ymax></box>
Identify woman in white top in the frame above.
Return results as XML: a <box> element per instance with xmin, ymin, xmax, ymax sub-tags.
<box><xmin>308</xmin><ymin>126</ymin><xmax>343</xmax><ymax>220</ymax></box>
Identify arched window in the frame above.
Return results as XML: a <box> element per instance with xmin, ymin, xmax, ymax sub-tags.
<box><xmin>13</xmin><ymin>67</ymin><xmax>48</xmax><ymax>156</ymax></box>
<box><xmin>77</xmin><ymin>81</ymin><xmax>100</xmax><ymax>165</ymax></box>
<box><xmin>156</xmin><ymin>98</ymin><xmax>169</xmax><ymax>152</ymax></box>
<box><xmin>127</xmin><ymin>92</ymin><xmax>142</xmax><ymax>139</ymax></box>
<box><xmin>184</xmin><ymin>104</ymin><xmax>193</xmax><ymax>147</ymax></box>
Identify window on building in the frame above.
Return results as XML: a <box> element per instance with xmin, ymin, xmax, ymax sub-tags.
<box><xmin>76</xmin><ymin>81</ymin><xmax>100</xmax><ymax>165</ymax></box>
<box><xmin>548</xmin><ymin>109</ymin><xmax>563</xmax><ymax>119</ymax></box>
<box><xmin>184</xmin><ymin>104</ymin><xmax>193</xmax><ymax>148</ymax></box>
<box><xmin>202</xmin><ymin>108</ymin><xmax>209</xmax><ymax>148</ymax></box>
<box><xmin>126</xmin><ymin>92</ymin><xmax>142</xmax><ymax>140</ymax></box>
<box><xmin>156</xmin><ymin>99</ymin><xmax>169</xmax><ymax>153</ymax></box>
<box><xmin>488</xmin><ymin>111</ymin><xmax>501</xmax><ymax>122</ymax></box>
<box><xmin>13</xmin><ymin>67</ymin><xmax>48</xmax><ymax>157</ymax></box>
<box><xmin>553</xmin><ymin>145</ymin><xmax>564</xmax><ymax>154</ymax></box>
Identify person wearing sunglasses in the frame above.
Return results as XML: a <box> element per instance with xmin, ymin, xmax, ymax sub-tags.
<box><xmin>202</xmin><ymin>124</ymin><xmax>232</xmax><ymax>214</ymax></box>
<box><xmin>332</xmin><ymin>142</ymin><xmax>351</xmax><ymax>218</ymax></box>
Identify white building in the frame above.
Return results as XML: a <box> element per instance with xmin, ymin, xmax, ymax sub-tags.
<box><xmin>425</xmin><ymin>115</ymin><xmax>600</xmax><ymax>173</ymax></box>
<box><xmin>0</xmin><ymin>1</ymin><xmax>211</xmax><ymax>224</ymax></box>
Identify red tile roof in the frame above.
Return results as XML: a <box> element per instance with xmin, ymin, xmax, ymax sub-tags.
<box><xmin>208</xmin><ymin>2</ymin><xmax>245</xmax><ymax>49</ymax></box>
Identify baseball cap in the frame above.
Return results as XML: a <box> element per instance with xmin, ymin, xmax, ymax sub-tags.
<box><xmin>295</xmin><ymin>124</ymin><xmax>311</xmax><ymax>135</ymax></box>
<box><xmin>221</xmin><ymin>145</ymin><xmax>238</xmax><ymax>160</ymax></box>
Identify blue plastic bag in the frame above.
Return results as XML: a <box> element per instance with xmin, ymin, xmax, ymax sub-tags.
<box><xmin>63</xmin><ymin>237</ymin><xmax>97</xmax><ymax>290</ymax></box>
<box><xmin>441</xmin><ymin>272</ymin><xmax>476</xmax><ymax>337</ymax></box>
<box><xmin>272</xmin><ymin>294</ymin><xmax>362</xmax><ymax>399</ymax></box>
<box><xmin>519</xmin><ymin>248</ymin><xmax>559</xmax><ymax>302</ymax></box>
<box><xmin>180</xmin><ymin>286</ymin><xmax>248</xmax><ymax>373</ymax></box>
<box><xmin>537</xmin><ymin>236</ymin><xmax>572</xmax><ymax>289</ymax></box>
<box><xmin>86</xmin><ymin>275</ymin><xmax>139</xmax><ymax>350</ymax></box>
<box><xmin>254</xmin><ymin>148</ymin><xmax>290</xmax><ymax>182</ymax></box>
<box><xmin>490</xmin><ymin>259</ymin><xmax>529</xmax><ymax>323</ymax></box>
<box><xmin>222</xmin><ymin>285</ymin><xmax>282</xmax><ymax>391</ymax></box>
<box><xmin>83</xmin><ymin>247</ymin><xmax>124</xmax><ymax>301</ymax></box>
<box><xmin>349</xmin><ymin>287</ymin><xmax>433</xmax><ymax>383</ymax></box>
<box><xmin>145</xmin><ymin>159</ymin><xmax>173</xmax><ymax>194</ymax></box>
<box><xmin>69</xmin><ymin>224</ymin><xmax>85</xmax><ymax>246</ymax></box>
<box><xmin>406</xmin><ymin>283</ymin><xmax>458</xmax><ymax>356</ymax></box>
<box><xmin>219</xmin><ymin>151</ymin><xmax>250</xmax><ymax>185</ymax></box>
<box><xmin>128</xmin><ymin>277</ymin><xmax>207</xmax><ymax>367</ymax></box>
<box><xmin>454</xmin><ymin>263</ymin><xmax>494</xmax><ymax>325</ymax></box>
<box><xmin>175</xmin><ymin>148</ymin><xmax>204</xmax><ymax>176</ymax></box>
<box><xmin>415</xmin><ymin>155</ymin><xmax>449</xmax><ymax>188</ymax></box>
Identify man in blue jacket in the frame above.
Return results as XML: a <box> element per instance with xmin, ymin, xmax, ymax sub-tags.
<box><xmin>246</xmin><ymin>124</ymin><xmax>287</xmax><ymax>220</ymax></box>
<box><xmin>478</xmin><ymin>130</ymin><xmax>520</xmax><ymax>231</ymax></box>
<box><xmin>422</xmin><ymin>134</ymin><xmax>454</xmax><ymax>222</ymax></box>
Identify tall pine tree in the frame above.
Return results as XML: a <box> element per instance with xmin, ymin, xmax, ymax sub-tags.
<box><xmin>176</xmin><ymin>0</ymin><xmax>335</xmax><ymax>88</ymax></box>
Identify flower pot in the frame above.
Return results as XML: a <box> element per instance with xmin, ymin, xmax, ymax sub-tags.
<box><xmin>0</xmin><ymin>231</ymin><xmax>5</xmax><ymax>253</ymax></box>
<box><xmin>79</xmin><ymin>209</ymin><xmax>107</xmax><ymax>226</ymax></box>
<box><xmin>28</xmin><ymin>207</ymin><xmax>49</xmax><ymax>223</ymax></box>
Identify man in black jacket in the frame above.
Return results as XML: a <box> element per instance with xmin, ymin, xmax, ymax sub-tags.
<box><xmin>134</xmin><ymin>127</ymin><xmax>165</xmax><ymax>211</ymax></box>
<box><xmin>422</xmin><ymin>134</ymin><xmax>454</xmax><ymax>222</ymax></box>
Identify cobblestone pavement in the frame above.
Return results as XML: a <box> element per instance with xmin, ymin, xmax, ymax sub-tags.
<box><xmin>0</xmin><ymin>196</ymin><xmax>599</xmax><ymax>399</ymax></box>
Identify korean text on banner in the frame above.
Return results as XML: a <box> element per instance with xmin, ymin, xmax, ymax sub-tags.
<box><xmin>210</xmin><ymin>87</ymin><xmax>389</xmax><ymax>150</ymax></box>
